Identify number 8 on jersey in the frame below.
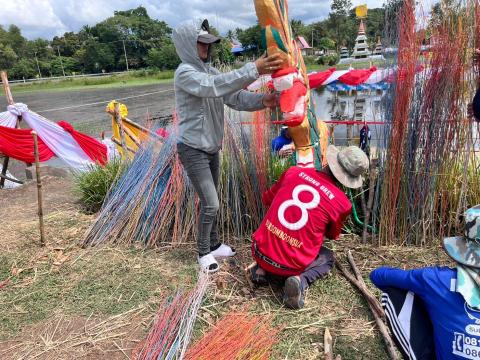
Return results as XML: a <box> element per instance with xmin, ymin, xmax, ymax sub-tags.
<box><xmin>278</xmin><ymin>184</ymin><xmax>321</xmax><ymax>231</ymax></box>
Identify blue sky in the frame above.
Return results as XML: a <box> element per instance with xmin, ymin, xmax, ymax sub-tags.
<box><xmin>0</xmin><ymin>0</ymin><xmax>388</xmax><ymax>40</ymax></box>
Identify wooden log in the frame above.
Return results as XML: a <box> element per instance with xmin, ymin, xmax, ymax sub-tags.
<box><xmin>122</xmin><ymin>125</ymin><xmax>141</xmax><ymax>147</ymax></box>
<box><xmin>335</xmin><ymin>260</ymin><xmax>384</xmax><ymax>318</ymax></box>
<box><xmin>111</xmin><ymin>137</ymin><xmax>136</xmax><ymax>154</ymax></box>
<box><xmin>32</xmin><ymin>131</ymin><xmax>45</xmax><ymax>246</ymax></box>
<box><xmin>337</xmin><ymin>252</ymin><xmax>399</xmax><ymax>360</ymax></box>
<box><xmin>364</xmin><ymin>295</ymin><xmax>399</xmax><ymax>360</ymax></box>
<box><xmin>324</xmin><ymin>327</ymin><xmax>333</xmax><ymax>360</ymax></box>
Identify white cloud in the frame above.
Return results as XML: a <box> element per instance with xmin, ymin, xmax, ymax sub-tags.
<box><xmin>0</xmin><ymin>0</ymin><xmax>68</xmax><ymax>38</ymax></box>
<box><xmin>0</xmin><ymin>0</ymin><xmax>389</xmax><ymax>40</ymax></box>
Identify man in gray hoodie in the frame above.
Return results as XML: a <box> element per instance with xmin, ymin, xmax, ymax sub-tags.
<box><xmin>173</xmin><ymin>19</ymin><xmax>282</xmax><ymax>273</ymax></box>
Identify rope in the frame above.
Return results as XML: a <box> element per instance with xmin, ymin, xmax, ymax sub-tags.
<box><xmin>36</xmin><ymin>88</ymin><xmax>174</xmax><ymax>113</ymax></box>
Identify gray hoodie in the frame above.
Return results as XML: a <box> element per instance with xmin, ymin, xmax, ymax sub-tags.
<box><xmin>172</xmin><ymin>21</ymin><xmax>265</xmax><ymax>154</ymax></box>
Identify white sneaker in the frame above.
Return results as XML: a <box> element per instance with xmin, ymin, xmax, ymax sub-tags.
<box><xmin>198</xmin><ymin>253</ymin><xmax>219</xmax><ymax>273</ymax></box>
<box><xmin>210</xmin><ymin>244</ymin><xmax>236</xmax><ymax>259</ymax></box>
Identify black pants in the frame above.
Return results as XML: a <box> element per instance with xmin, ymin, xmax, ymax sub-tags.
<box><xmin>265</xmin><ymin>247</ymin><xmax>335</xmax><ymax>290</ymax></box>
<box><xmin>177</xmin><ymin>143</ymin><xmax>220</xmax><ymax>255</ymax></box>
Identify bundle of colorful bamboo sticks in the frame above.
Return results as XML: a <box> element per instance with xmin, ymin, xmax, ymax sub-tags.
<box><xmin>132</xmin><ymin>272</ymin><xmax>209</xmax><ymax>360</ymax></box>
<box><xmin>84</xmin><ymin>108</ymin><xmax>281</xmax><ymax>247</ymax></box>
<box><xmin>83</xmin><ymin>135</ymin><xmax>196</xmax><ymax>246</ymax></box>
<box><xmin>372</xmin><ymin>0</ymin><xmax>480</xmax><ymax>245</ymax></box>
<box><xmin>184</xmin><ymin>311</ymin><xmax>279</xmax><ymax>360</ymax></box>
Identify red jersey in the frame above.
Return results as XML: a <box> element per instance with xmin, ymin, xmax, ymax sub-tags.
<box><xmin>252</xmin><ymin>167</ymin><xmax>352</xmax><ymax>276</ymax></box>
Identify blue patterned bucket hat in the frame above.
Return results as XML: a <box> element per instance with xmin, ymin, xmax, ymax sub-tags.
<box><xmin>443</xmin><ymin>205</ymin><xmax>480</xmax><ymax>268</ymax></box>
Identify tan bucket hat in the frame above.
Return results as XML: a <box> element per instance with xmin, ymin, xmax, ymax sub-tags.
<box><xmin>326</xmin><ymin>145</ymin><xmax>369</xmax><ymax>189</ymax></box>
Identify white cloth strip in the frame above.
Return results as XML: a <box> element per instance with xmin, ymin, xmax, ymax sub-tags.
<box><xmin>321</xmin><ymin>69</ymin><xmax>352</xmax><ymax>86</ymax></box>
<box><xmin>0</xmin><ymin>110</ymin><xmax>18</xmax><ymax>128</ymax></box>
<box><xmin>365</xmin><ymin>68</ymin><xmax>394</xmax><ymax>84</ymax></box>
<box><xmin>10</xmin><ymin>103</ymin><xmax>93</xmax><ymax>171</ymax></box>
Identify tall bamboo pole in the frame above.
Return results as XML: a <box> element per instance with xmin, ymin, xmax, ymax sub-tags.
<box><xmin>0</xmin><ymin>71</ymin><xmax>17</xmax><ymax>188</ymax></box>
<box><xmin>114</xmin><ymin>102</ymin><xmax>128</xmax><ymax>156</ymax></box>
<box><xmin>32</xmin><ymin>131</ymin><xmax>45</xmax><ymax>246</ymax></box>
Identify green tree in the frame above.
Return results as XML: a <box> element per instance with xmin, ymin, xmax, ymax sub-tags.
<box><xmin>364</xmin><ymin>8</ymin><xmax>385</xmax><ymax>44</ymax></box>
<box><xmin>92</xmin><ymin>6</ymin><xmax>172</xmax><ymax>69</ymax></box>
<box><xmin>236</xmin><ymin>24</ymin><xmax>262</xmax><ymax>55</ymax></box>
<box><xmin>25</xmin><ymin>39</ymin><xmax>52</xmax><ymax>61</ymax></box>
<box><xmin>212</xmin><ymin>39</ymin><xmax>235</xmax><ymax>65</ymax></box>
<box><xmin>10</xmin><ymin>59</ymin><xmax>36</xmax><ymax>79</ymax></box>
<box><xmin>51</xmin><ymin>32</ymin><xmax>82</xmax><ymax>57</ymax></box>
<box><xmin>146</xmin><ymin>43</ymin><xmax>180</xmax><ymax>70</ymax></box>
<box><xmin>6</xmin><ymin>25</ymin><xmax>26</xmax><ymax>56</ymax></box>
<box><xmin>318</xmin><ymin>37</ymin><xmax>336</xmax><ymax>50</ymax></box>
<box><xmin>225</xmin><ymin>30</ymin><xmax>235</xmax><ymax>41</ymax></box>
<box><xmin>0</xmin><ymin>44</ymin><xmax>17</xmax><ymax>69</ymax></box>
<box><xmin>81</xmin><ymin>40</ymin><xmax>115</xmax><ymax>72</ymax></box>
<box><xmin>329</xmin><ymin>0</ymin><xmax>353</xmax><ymax>50</ymax></box>
<box><xmin>50</xmin><ymin>56</ymin><xmax>80</xmax><ymax>76</ymax></box>
<box><xmin>290</xmin><ymin>19</ymin><xmax>306</xmax><ymax>37</ymax></box>
<box><xmin>306</xmin><ymin>21</ymin><xmax>329</xmax><ymax>49</ymax></box>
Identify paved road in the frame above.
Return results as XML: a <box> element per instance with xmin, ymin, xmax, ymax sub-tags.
<box><xmin>0</xmin><ymin>82</ymin><xmax>175</xmax><ymax>136</ymax></box>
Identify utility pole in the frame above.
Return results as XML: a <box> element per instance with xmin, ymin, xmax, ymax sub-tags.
<box><xmin>34</xmin><ymin>51</ymin><xmax>42</xmax><ymax>78</ymax></box>
<box><xmin>57</xmin><ymin>46</ymin><xmax>66</xmax><ymax>77</ymax></box>
<box><xmin>122</xmin><ymin>40</ymin><xmax>129</xmax><ymax>72</ymax></box>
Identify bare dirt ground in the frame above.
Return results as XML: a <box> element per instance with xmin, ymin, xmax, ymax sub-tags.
<box><xmin>0</xmin><ymin>83</ymin><xmax>175</xmax><ymax>137</ymax></box>
<box><xmin>0</xmin><ymin>172</ymin><xmax>451</xmax><ymax>360</ymax></box>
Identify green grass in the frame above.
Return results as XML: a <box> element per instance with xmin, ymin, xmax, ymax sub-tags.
<box><xmin>0</xmin><ymin>241</ymin><xmax>198</xmax><ymax>340</ymax></box>
<box><xmin>74</xmin><ymin>159</ymin><xmax>128</xmax><ymax>214</ymax></box>
<box><xmin>269</xmin><ymin>269</ymin><xmax>389</xmax><ymax>360</ymax></box>
<box><xmin>7</xmin><ymin>69</ymin><xmax>174</xmax><ymax>94</ymax></box>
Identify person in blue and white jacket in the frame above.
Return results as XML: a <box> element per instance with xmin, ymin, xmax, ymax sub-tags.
<box><xmin>371</xmin><ymin>205</ymin><xmax>480</xmax><ymax>360</ymax></box>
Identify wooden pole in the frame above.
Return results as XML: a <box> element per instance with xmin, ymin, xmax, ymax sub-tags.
<box><xmin>362</xmin><ymin>161</ymin><xmax>378</xmax><ymax>243</ymax></box>
<box><xmin>122</xmin><ymin>125</ymin><xmax>142</xmax><ymax>147</ymax></box>
<box><xmin>1</xmin><ymin>71</ymin><xmax>14</xmax><ymax>105</ymax></box>
<box><xmin>111</xmin><ymin>137</ymin><xmax>136</xmax><ymax>154</ymax></box>
<box><xmin>113</xmin><ymin>102</ymin><xmax>128</xmax><ymax>156</ymax></box>
<box><xmin>106</xmin><ymin>108</ymin><xmax>163</xmax><ymax>140</ymax></box>
<box><xmin>0</xmin><ymin>71</ymin><xmax>21</xmax><ymax>188</ymax></box>
<box><xmin>32</xmin><ymin>131</ymin><xmax>45</xmax><ymax>246</ymax></box>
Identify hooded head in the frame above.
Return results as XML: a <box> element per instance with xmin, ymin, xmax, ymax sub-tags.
<box><xmin>172</xmin><ymin>19</ymin><xmax>220</xmax><ymax>70</ymax></box>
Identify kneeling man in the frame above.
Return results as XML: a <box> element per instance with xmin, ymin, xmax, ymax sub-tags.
<box><xmin>251</xmin><ymin>145</ymin><xmax>368</xmax><ymax>309</ymax></box>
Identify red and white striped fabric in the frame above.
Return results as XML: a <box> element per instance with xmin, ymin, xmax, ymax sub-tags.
<box><xmin>247</xmin><ymin>67</ymin><xmax>395</xmax><ymax>91</ymax></box>
<box><xmin>0</xmin><ymin>103</ymin><xmax>107</xmax><ymax>170</ymax></box>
